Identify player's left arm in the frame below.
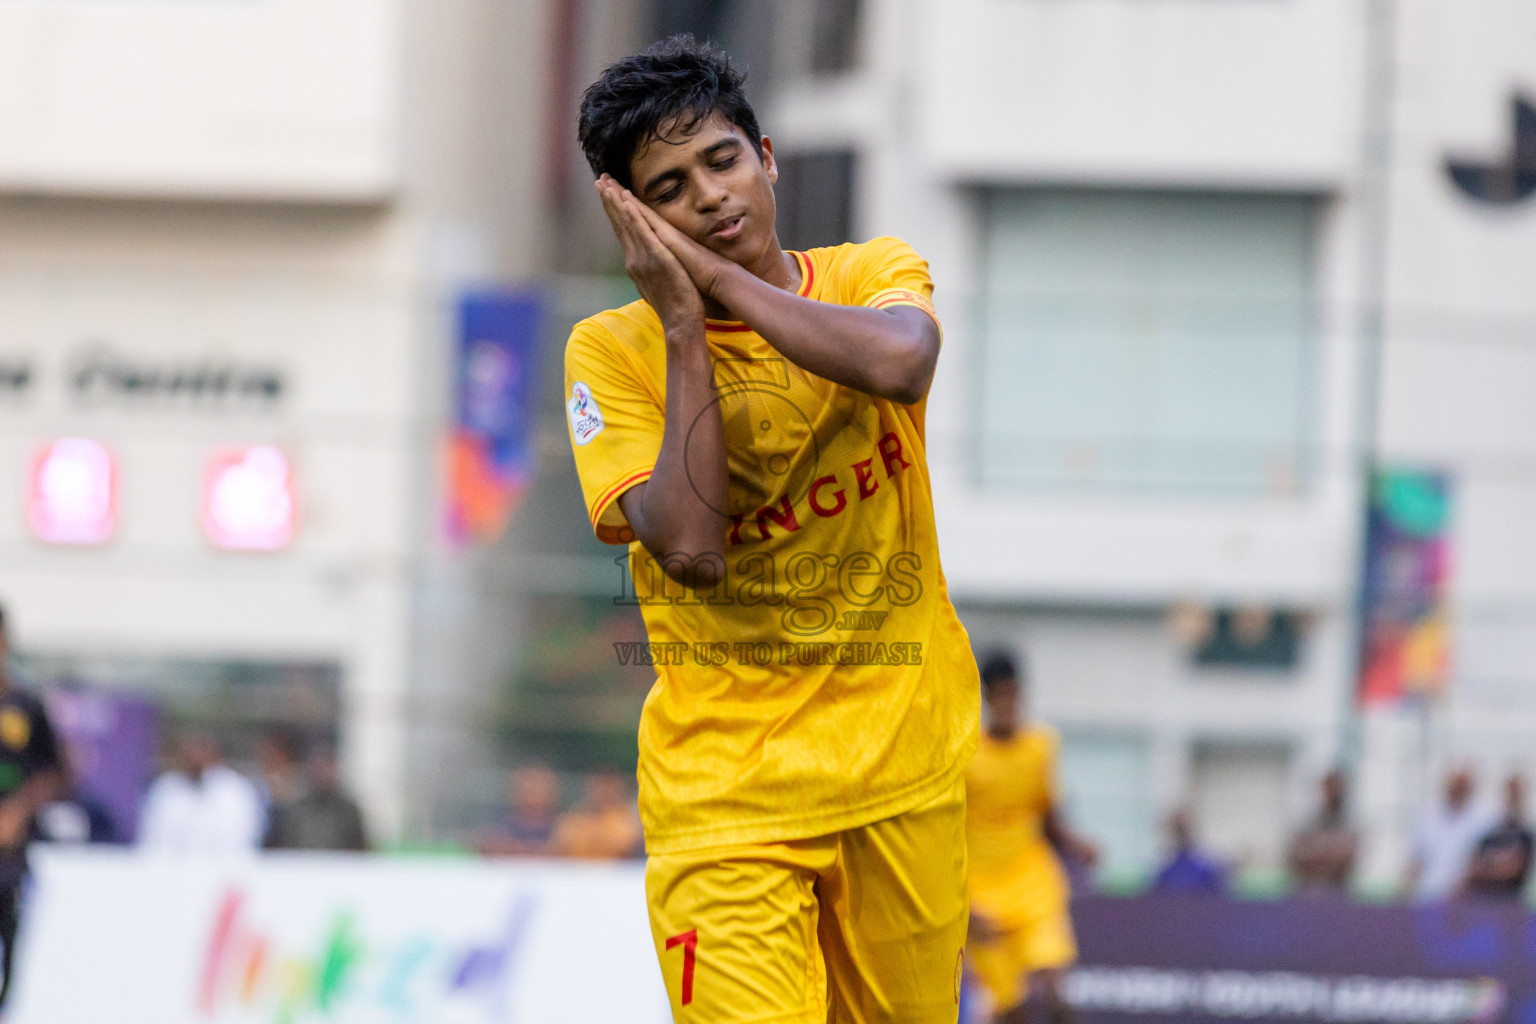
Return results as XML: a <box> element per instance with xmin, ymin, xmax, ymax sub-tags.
<box><xmin>707</xmin><ymin>272</ymin><xmax>939</xmax><ymax>405</ymax></box>
<box><xmin>630</xmin><ymin>199</ymin><xmax>940</xmax><ymax>404</ymax></box>
<box><xmin>23</xmin><ymin>699</ymin><xmax>65</xmax><ymax>810</ymax></box>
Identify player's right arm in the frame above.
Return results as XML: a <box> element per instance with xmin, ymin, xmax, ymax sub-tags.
<box><xmin>1043</xmin><ymin>805</ymin><xmax>1099</xmax><ymax>868</ymax></box>
<box><xmin>595</xmin><ymin>179</ymin><xmax>727</xmax><ymax>588</ymax></box>
<box><xmin>1038</xmin><ymin>729</ymin><xmax>1098</xmax><ymax>867</ymax></box>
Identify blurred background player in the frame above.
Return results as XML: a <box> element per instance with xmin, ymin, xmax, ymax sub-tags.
<box><xmin>0</xmin><ymin>604</ymin><xmax>64</xmax><ymax>1007</ymax></box>
<box><xmin>965</xmin><ymin>652</ymin><xmax>1096</xmax><ymax>1024</ymax></box>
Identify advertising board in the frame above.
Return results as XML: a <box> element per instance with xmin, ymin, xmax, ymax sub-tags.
<box><xmin>1068</xmin><ymin>894</ymin><xmax>1519</xmax><ymax>1024</ymax></box>
<box><xmin>9</xmin><ymin>849</ymin><xmax>670</xmax><ymax>1024</ymax></box>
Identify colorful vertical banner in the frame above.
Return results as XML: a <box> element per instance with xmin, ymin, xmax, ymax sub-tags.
<box><xmin>1358</xmin><ymin>469</ymin><xmax>1453</xmax><ymax>705</ymax></box>
<box><xmin>446</xmin><ymin>291</ymin><xmax>542</xmax><ymax>545</ymax></box>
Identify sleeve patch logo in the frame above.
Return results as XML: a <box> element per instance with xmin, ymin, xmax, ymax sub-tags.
<box><xmin>567</xmin><ymin>381</ymin><xmax>605</xmax><ymax>445</ymax></box>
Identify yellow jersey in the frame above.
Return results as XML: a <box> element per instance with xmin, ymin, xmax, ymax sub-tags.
<box><xmin>965</xmin><ymin>726</ymin><xmax>1072</xmax><ymax>926</ymax></box>
<box><xmin>564</xmin><ymin>236</ymin><xmax>979</xmax><ymax>855</ymax></box>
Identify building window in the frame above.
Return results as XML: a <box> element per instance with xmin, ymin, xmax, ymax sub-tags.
<box><xmin>652</xmin><ymin>0</ymin><xmax>780</xmax><ymax>100</ymax></box>
<box><xmin>975</xmin><ymin>190</ymin><xmax>1317</xmax><ymax>496</ymax></box>
<box><xmin>1057</xmin><ymin>729</ymin><xmax>1155</xmax><ymax>883</ymax></box>
<box><xmin>809</xmin><ymin>0</ymin><xmax>862</xmax><ymax>74</ymax></box>
<box><xmin>1190</xmin><ymin>740</ymin><xmax>1294</xmax><ymax>885</ymax></box>
<box><xmin>774</xmin><ymin>150</ymin><xmax>857</xmax><ymax>252</ymax></box>
<box><xmin>1169</xmin><ymin>604</ymin><xmax>1306</xmax><ymax>671</ymax></box>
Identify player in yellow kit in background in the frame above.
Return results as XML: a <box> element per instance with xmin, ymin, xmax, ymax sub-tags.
<box><xmin>566</xmin><ymin>37</ymin><xmax>979</xmax><ymax>1024</ymax></box>
<box><xmin>965</xmin><ymin>653</ymin><xmax>1098</xmax><ymax>1024</ymax></box>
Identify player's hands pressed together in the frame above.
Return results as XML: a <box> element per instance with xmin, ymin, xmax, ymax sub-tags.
<box><xmin>600</xmin><ymin>178</ymin><xmax>738</xmax><ymax>304</ymax></box>
<box><xmin>604</xmin><ymin>164</ymin><xmax>939</xmax><ymax>405</ymax></box>
<box><xmin>589</xmin><ymin>127</ymin><xmax>942</xmax><ymax>585</ymax></box>
<box><xmin>596</xmin><ymin>175</ymin><xmax>709</xmax><ymax>330</ymax></box>
<box><xmin>595</xmin><ymin>175</ymin><xmax>728</xmax><ymax>586</ymax></box>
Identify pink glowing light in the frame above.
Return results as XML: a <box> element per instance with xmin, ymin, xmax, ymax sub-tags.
<box><xmin>28</xmin><ymin>439</ymin><xmax>118</xmax><ymax>545</ymax></box>
<box><xmin>202</xmin><ymin>446</ymin><xmax>297</xmax><ymax>551</ymax></box>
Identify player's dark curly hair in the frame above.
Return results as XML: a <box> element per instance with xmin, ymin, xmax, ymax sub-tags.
<box><xmin>578</xmin><ymin>35</ymin><xmax>763</xmax><ymax>191</ymax></box>
<box><xmin>979</xmin><ymin>651</ymin><xmax>1022</xmax><ymax>692</ymax></box>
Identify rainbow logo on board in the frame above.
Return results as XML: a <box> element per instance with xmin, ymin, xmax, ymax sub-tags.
<box><xmin>196</xmin><ymin>887</ymin><xmax>536</xmax><ymax>1022</ymax></box>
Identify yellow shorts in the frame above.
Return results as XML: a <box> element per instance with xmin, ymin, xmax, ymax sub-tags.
<box><xmin>645</xmin><ymin>776</ymin><xmax>969</xmax><ymax>1024</ymax></box>
<box><xmin>966</xmin><ymin>905</ymin><xmax>1077</xmax><ymax>1011</ymax></box>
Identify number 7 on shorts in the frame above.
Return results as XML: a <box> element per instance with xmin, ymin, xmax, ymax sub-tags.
<box><xmin>665</xmin><ymin>928</ymin><xmax>698</xmax><ymax>1005</ymax></box>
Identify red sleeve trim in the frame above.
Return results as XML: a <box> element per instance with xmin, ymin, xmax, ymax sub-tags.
<box><xmin>869</xmin><ymin>288</ymin><xmax>934</xmax><ymax>311</ymax></box>
<box><xmin>590</xmin><ymin>468</ymin><xmax>653</xmax><ymax>536</ymax></box>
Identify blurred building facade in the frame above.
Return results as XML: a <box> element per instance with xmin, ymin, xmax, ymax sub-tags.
<box><xmin>768</xmin><ymin>0</ymin><xmax>1359</xmax><ymax>886</ymax></box>
<box><xmin>746</xmin><ymin>0</ymin><xmax>1536</xmax><ymax>889</ymax></box>
<box><xmin>0</xmin><ymin>0</ymin><xmax>558</xmax><ymax>839</ymax></box>
<box><xmin>4</xmin><ymin>0</ymin><xmax>1536</xmax><ymax>882</ymax></box>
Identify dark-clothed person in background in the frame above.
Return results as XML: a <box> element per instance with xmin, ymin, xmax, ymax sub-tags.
<box><xmin>1152</xmin><ymin>808</ymin><xmax>1226</xmax><ymax>895</ymax></box>
<box><xmin>1288</xmin><ymin>769</ymin><xmax>1359</xmax><ymax>894</ymax></box>
<box><xmin>265</xmin><ymin>745</ymin><xmax>369</xmax><ymax>852</ymax></box>
<box><xmin>1463</xmin><ymin>774</ymin><xmax>1533</xmax><ymax>901</ymax></box>
<box><xmin>255</xmin><ymin>726</ymin><xmax>308</xmax><ymax>838</ymax></box>
<box><xmin>475</xmin><ymin>764</ymin><xmax>560</xmax><ymax>857</ymax></box>
<box><xmin>0</xmin><ymin>604</ymin><xmax>64</xmax><ymax>1006</ymax></box>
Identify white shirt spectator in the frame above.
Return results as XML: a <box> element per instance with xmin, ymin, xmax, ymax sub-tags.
<box><xmin>137</xmin><ymin>765</ymin><xmax>264</xmax><ymax>855</ymax></box>
<box><xmin>1413</xmin><ymin>799</ymin><xmax>1499</xmax><ymax>901</ymax></box>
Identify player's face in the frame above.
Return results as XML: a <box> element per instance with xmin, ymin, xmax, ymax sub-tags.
<box><xmin>629</xmin><ymin>113</ymin><xmax>780</xmax><ymax>267</ymax></box>
<box><xmin>984</xmin><ymin>680</ymin><xmax>1018</xmax><ymax>728</ymax></box>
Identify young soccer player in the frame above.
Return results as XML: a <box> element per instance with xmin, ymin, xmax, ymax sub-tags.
<box><xmin>565</xmin><ymin>36</ymin><xmax>979</xmax><ymax>1024</ymax></box>
<box><xmin>964</xmin><ymin>653</ymin><xmax>1096</xmax><ymax>1024</ymax></box>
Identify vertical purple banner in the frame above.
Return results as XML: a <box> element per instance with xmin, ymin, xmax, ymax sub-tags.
<box><xmin>445</xmin><ymin>290</ymin><xmax>542</xmax><ymax>545</ymax></box>
<box><xmin>45</xmin><ymin>689</ymin><xmax>159</xmax><ymax>843</ymax></box>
